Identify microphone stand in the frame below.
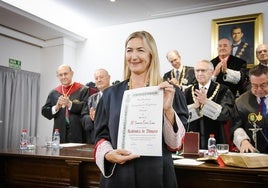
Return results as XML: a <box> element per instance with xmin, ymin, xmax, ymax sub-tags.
<box><xmin>186</xmin><ymin>112</ymin><xmax>192</xmax><ymax>132</ymax></box>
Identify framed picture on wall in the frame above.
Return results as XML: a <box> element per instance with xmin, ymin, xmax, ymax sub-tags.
<box><xmin>211</xmin><ymin>13</ymin><xmax>263</xmax><ymax>68</ymax></box>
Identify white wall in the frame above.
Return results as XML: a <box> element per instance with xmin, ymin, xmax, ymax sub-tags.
<box><xmin>75</xmin><ymin>2</ymin><xmax>268</xmax><ymax>84</ymax></box>
<box><xmin>0</xmin><ymin>35</ymin><xmax>41</xmax><ymax>71</ymax></box>
<box><xmin>1</xmin><ymin>2</ymin><xmax>267</xmax><ymax>141</ymax></box>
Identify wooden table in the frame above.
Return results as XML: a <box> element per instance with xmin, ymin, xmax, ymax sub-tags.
<box><xmin>1</xmin><ymin>144</ymin><xmax>268</xmax><ymax>188</ymax></box>
<box><xmin>175</xmin><ymin>161</ymin><xmax>268</xmax><ymax>188</ymax></box>
<box><xmin>0</xmin><ymin>144</ymin><xmax>100</xmax><ymax>188</ymax></box>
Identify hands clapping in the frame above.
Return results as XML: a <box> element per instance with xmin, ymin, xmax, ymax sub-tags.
<box><xmin>194</xmin><ymin>87</ymin><xmax>207</xmax><ymax>108</ymax></box>
<box><xmin>213</xmin><ymin>59</ymin><xmax>227</xmax><ymax>77</ymax></box>
<box><xmin>56</xmin><ymin>95</ymin><xmax>71</xmax><ymax>110</ymax></box>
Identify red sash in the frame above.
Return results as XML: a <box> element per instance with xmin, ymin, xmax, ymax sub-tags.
<box><xmin>54</xmin><ymin>82</ymin><xmax>83</xmax><ymax>96</ymax></box>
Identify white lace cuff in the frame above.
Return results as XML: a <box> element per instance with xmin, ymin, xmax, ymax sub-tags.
<box><xmin>233</xmin><ymin>128</ymin><xmax>250</xmax><ymax>150</ymax></box>
<box><xmin>202</xmin><ymin>100</ymin><xmax>222</xmax><ymax>120</ymax></box>
<box><xmin>223</xmin><ymin>69</ymin><xmax>241</xmax><ymax>84</ymax></box>
<box><xmin>163</xmin><ymin>113</ymin><xmax>185</xmax><ymax>150</ymax></box>
<box><xmin>95</xmin><ymin>140</ymin><xmax>116</xmax><ymax>178</ymax></box>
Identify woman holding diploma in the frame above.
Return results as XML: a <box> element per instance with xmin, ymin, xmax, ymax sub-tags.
<box><xmin>94</xmin><ymin>31</ymin><xmax>188</xmax><ymax>188</ymax></box>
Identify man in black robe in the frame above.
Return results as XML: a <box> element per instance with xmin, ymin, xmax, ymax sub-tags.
<box><xmin>42</xmin><ymin>64</ymin><xmax>89</xmax><ymax>143</ymax></box>
<box><xmin>184</xmin><ymin>60</ymin><xmax>235</xmax><ymax>149</ymax></box>
<box><xmin>163</xmin><ymin>50</ymin><xmax>196</xmax><ymax>90</ymax></box>
<box><xmin>81</xmin><ymin>68</ymin><xmax>110</xmax><ymax>144</ymax></box>
<box><xmin>232</xmin><ymin>65</ymin><xmax>268</xmax><ymax>153</ymax></box>
<box><xmin>211</xmin><ymin>38</ymin><xmax>248</xmax><ymax>97</ymax></box>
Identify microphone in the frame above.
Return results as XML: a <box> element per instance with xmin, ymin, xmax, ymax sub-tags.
<box><xmin>186</xmin><ymin>112</ymin><xmax>192</xmax><ymax>132</ymax></box>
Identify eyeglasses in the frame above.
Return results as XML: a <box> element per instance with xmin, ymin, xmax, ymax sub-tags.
<box><xmin>256</xmin><ymin>49</ymin><xmax>268</xmax><ymax>55</ymax></box>
<box><xmin>251</xmin><ymin>82</ymin><xmax>268</xmax><ymax>90</ymax></box>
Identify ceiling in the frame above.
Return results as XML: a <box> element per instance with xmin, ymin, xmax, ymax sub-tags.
<box><xmin>0</xmin><ymin>0</ymin><xmax>266</xmax><ymax>44</ymax></box>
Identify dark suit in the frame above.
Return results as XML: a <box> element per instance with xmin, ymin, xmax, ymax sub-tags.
<box><xmin>211</xmin><ymin>55</ymin><xmax>248</xmax><ymax>97</ymax></box>
<box><xmin>163</xmin><ymin>66</ymin><xmax>196</xmax><ymax>86</ymax></box>
<box><xmin>232</xmin><ymin>91</ymin><xmax>268</xmax><ymax>153</ymax></box>
<box><xmin>184</xmin><ymin>81</ymin><xmax>235</xmax><ymax>149</ymax></box>
<box><xmin>94</xmin><ymin>80</ymin><xmax>188</xmax><ymax>188</ymax></box>
<box><xmin>81</xmin><ymin>92</ymin><xmax>101</xmax><ymax>144</ymax></box>
<box><xmin>232</xmin><ymin>41</ymin><xmax>254</xmax><ymax>64</ymax></box>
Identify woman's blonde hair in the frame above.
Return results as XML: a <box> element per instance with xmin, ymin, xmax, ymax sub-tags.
<box><xmin>123</xmin><ymin>31</ymin><xmax>162</xmax><ymax>86</ymax></box>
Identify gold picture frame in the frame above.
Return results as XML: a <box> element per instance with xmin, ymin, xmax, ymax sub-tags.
<box><xmin>211</xmin><ymin>13</ymin><xmax>263</xmax><ymax>68</ymax></box>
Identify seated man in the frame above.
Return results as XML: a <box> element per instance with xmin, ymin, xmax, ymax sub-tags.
<box><xmin>184</xmin><ymin>60</ymin><xmax>235</xmax><ymax>149</ymax></box>
<box><xmin>232</xmin><ymin>65</ymin><xmax>268</xmax><ymax>153</ymax></box>
<box><xmin>163</xmin><ymin>50</ymin><xmax>196</xmax><ymax>90</ymax></box>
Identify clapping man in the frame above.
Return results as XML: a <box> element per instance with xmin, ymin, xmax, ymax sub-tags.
<box><xmin>42</xmin><ymin>64</ymin><xmax>89</xmax><ymax>143</ymax></box>
<box><xmin>81</xmin><ymin>68</ymin><xmax>111</xmax><ymax>144</ymax></box>
<box><xmin>163</xmin><ymin>50</ymin><xmax>196</xmax><ymax>90</ymax></box>
<box><xmin>184</xmin><ymin>60</ymin><xmax>235</xmax><ymax>149</ymax></box>
<box><xmin>211</xmin><ymin>38</ymin><xmax>248</xmax><ymax>97</ymax></box>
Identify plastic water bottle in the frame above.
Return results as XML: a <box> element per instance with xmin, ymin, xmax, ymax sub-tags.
<box><xmin>52</xmin><ymin>129</ymin><xmax>60</xmax><ymax>148</ymax></box>
<box><xmin>208</xmin><ymin>134</ymin><xmax>216</xmax><ymax>157</ymax></box>
<box><xmin>20</xmin><ymin>129</ymin><xmax>28</xmax><ymax>150</ymax></box>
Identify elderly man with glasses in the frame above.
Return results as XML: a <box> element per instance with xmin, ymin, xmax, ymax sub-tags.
<box><xmin>184</xmin><ymin>60</ymin><xmax>235</xmax><ymax>149</ymax></box>
<box><xmin>256</xmin><ymin>44</ymin><xmax>268</xmax><ymax>67</ymax></box>
<box><xmin>232</xmin><ymin>65</ymin><xmax>268</xmax><ymax>153</ymax></box>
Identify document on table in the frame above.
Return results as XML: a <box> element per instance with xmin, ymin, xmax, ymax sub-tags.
<box><xmin>117</xmin><ymin>86</ymin><xmax>163</xmax><ymax>156</ymax></box>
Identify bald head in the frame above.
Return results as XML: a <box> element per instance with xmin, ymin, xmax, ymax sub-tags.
<box><xmin>94</xmin><ymin>68</ymin><xmax>110</xmax><ymax>91</ymax></box>
<box><xmin>256</xmin><ymin>44</ymin><xmax>268</xmax><ymax>65</ymax></box>
<box><xmin>56</xmin><ymin>64</ymin><xmax>74</xmax><ymax>86</ymax></box>
<box><xmin>166</xmin><ymin>50</ymin><xmax>182</xmax><ymax>69</ymax></box>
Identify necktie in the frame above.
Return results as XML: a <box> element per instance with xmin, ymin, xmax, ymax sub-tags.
<box><xmin>260</xmin><ymin>97</ymin><xmax>267</xmax><ymax>117</ymax></box>
<box><xmin>65</xmin><ymin>107</ymin><xmax>70</xmax><ymax>125</ymax></box>
<box><xmin>176</xmin><ymin>70</ymin><xmax>179</xmax><ymax>80</ymax></box>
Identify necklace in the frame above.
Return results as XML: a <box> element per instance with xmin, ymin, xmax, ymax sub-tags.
<box><xmin>128</xmin><ymin>78</ymin><xmax>149</xmax><ymax>89</ymax></box>
<box><xmin>172</xmin><ymin>67</ymin><xmax>185</xmax><ymax>85</ymax></box>
<box><xmin>62</xmin><ymin>83</ymin><xmax>74</xmax><ymax>96</ymax></box>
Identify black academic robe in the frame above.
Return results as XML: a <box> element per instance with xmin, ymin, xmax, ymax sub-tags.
<box><xmin>184</xmin><ymin>81</ymin><xmax>235</xmax><ymax>149</ymax></box>
<box><xmin>163</xmin><ymin>66</ymin><xmax>196</xmax><ymax>86</ymax></box>
<box><xmin>41</xmin><ymin>83</ymin><xmax>89</xmax><ymax>143</ymax></box>
<box><xmin>232</xmin><ymin>91</ymin><xmax>268</xmax><ymax>153</ymax></box>
<box><xmin>80</xmin><ymin>92</ymin><xmax>101</xmax><ymax>144</ymax></box>
<box><xmin>211</xmin><ymin>55</ymin><xmax>248</xmax><ymax>96</ymax></box>
<box><xmin>94</xmin><ymin>80</ymin><xmax>188</xmax><ymax>188</ymax></box>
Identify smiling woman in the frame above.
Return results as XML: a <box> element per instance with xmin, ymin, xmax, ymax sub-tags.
<box><xmin>93</xmin><ymin>30</ymin><xmax>188</xmax><ymax>188</ymax></box>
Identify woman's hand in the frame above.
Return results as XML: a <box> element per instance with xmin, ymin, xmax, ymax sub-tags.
<box><xmin>105</xmin><ymin>149</ymin><xmax>140</xmax><ymax>164</ymax></box>
<box><xmin>158</xmin><ymin>81</ymin><xmax>176</xmax><ymax>124</ymax></box>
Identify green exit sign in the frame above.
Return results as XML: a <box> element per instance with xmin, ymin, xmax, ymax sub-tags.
<box><xmin>9</xmin><ymin>58</ymin><xmax>21</xmax><ymax>69</ymax></box>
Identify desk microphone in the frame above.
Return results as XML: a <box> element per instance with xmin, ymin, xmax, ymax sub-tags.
<box><xmin>186</xmin><ymin>112</ymin><xmax>192</xmax><ymax>132</ymax></box>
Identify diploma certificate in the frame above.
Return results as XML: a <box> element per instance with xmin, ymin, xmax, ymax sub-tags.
<box><xmin>117</xmin><ymin>86</ymin><xmax>163</xmax><ymax>156</ymax></box>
